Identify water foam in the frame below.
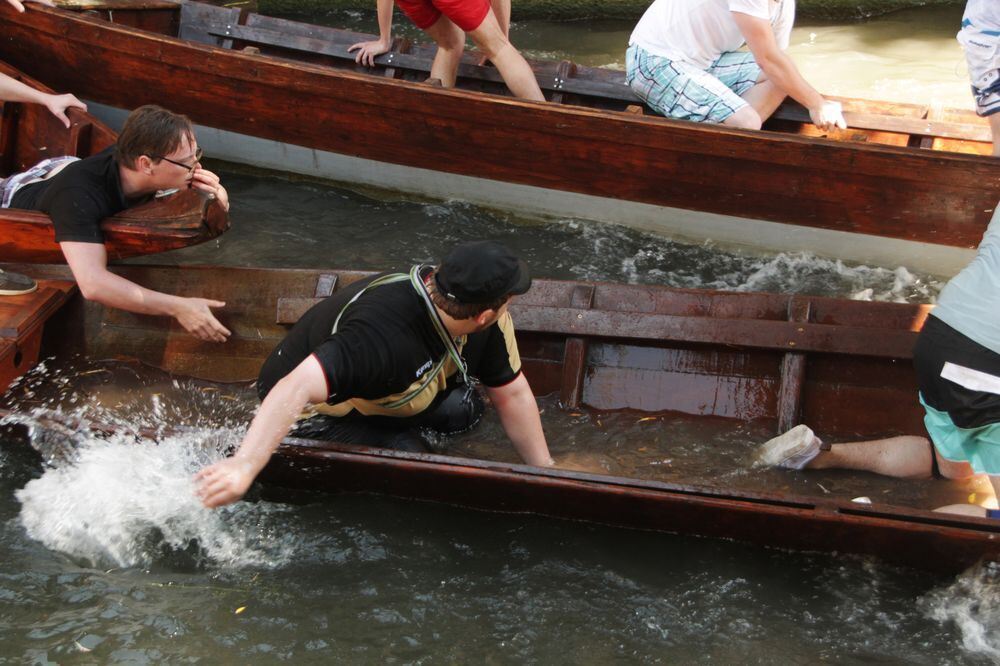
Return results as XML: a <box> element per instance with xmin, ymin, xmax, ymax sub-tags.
<box><xmin>922</xmin><ymin>561</ymin><xmax>1000</xmax><ymax>660</ymax></box>
<box><xmin>13</xmin><ymin>420</ymin><xmax>295</xmax><ymax>570</ymax></box>
<box><xmin>2</xmin><ymin>360</ymin><xmax>296</xmax><ymax>570</ymax></box>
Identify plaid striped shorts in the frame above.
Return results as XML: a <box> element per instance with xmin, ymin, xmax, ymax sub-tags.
<box><xmin>625</xmin><ymin>44</ymin><xmax>761</xmax><ymax>123</ymax></box>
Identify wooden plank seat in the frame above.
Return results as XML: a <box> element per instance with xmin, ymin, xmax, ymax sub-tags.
<box><xmin>274</xmin><ymin>294</ymin><xmax>922</xmax><ymax>359</ymax></box>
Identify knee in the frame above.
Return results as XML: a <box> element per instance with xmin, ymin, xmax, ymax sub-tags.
<box><xmin>437</xmin><ymin>31</ymin><xmax>465</xmax><ymax>52</ymax></box>
<box><xmin>935</xmin><ymin>450</ymin><xmax>977</xmax><ymax>480</ymax></box>
<box><xmin>724</xmin><ymin>107</ymin><xmax>762</xmax><ymax>130</ymax></box>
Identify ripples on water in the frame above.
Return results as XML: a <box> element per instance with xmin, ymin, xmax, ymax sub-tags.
<box><xmin>1</xmin><ymin>7</ymin><xmax>991</xmax><ymax>652</ymax></box>
<box><xmin>2</xmin><ymin>359</ymin><xmax>999</xmax><ymax>661</ymax></box>
<box><xmin>161</xmin><ymin>166</ymin><xmax>944</xmax><ymax>303</ymax></box>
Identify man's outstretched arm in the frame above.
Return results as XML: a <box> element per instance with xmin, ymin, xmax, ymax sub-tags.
<box><xmin>196</xmin><ymin>355</ymin><xmax>330</xmax><ymax>507</ymax></box>
<box><xmin>486</xmin><ymin>373</ymin><xmax>555</xmax><ymax>467</ymax></box>
<box><xmin>61</xmin><ymin>241</ymin><xmax>231</xmax><ymax>342</ymax></box>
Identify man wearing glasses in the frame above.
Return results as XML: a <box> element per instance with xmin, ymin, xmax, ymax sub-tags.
<box><xmin>4</xmin><ymin>105</ymin><xmax>231</xmax><ymax>342</ymax></box>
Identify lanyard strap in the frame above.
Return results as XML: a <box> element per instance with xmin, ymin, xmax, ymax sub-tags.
<box><xmin>408</xmin><ymin>264</ymin><xmax>471</xmax><ymax>387</ymax></box>
<box><xmin>327</xmin><ymin>266</ymin><xmax>469</xmax><ymax>410</ymax></box>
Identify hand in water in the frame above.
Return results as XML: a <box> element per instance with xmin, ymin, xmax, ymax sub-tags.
<box><xmin>195</xmin><ymin>458</ymin><xmax>256</xmax><ymax>508</ymax></box>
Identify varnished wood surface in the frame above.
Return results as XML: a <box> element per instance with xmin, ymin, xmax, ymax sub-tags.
<box><xmin>0</xmin><ymin>277</ymin><xmax>76</xmax><ymax>391</ymax></box>
<box><xmin>0</xmin><ymin>4</ymin><xmax>996</xmax><ymax>251</ymax></box>
<box><xmin>1</xmin><ymin>262</ymin><xmax>993</xmax><ymax>572</ymax></box>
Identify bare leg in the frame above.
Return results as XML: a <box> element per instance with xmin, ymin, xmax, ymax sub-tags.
<box><xmin>468</xmin><ymin>10</ymin><xmax>544</xmax><ymax>101</ymax></box>
<box><xmin>723</xmin><ymin>106</ymin><xmax>762</xmax><ymax>130</ymax></box>
<box><xmin>805</xmin><ymin>435</ymin><xmax>933</xmax><ymax>478</ymax></box>
<box><xmin>490</xmin><ymin>0</ymin><xmax>510</xmax><ymax>40</ymax></box>
<box><xmin>423</xmin><ymin>15</ymin><xmax>466</xmax><ymax>87</ymax></box>
<box><xmin>740</xmin><ymin>73</ymin><xmax>786</xmax><ymax>123</ymax></box>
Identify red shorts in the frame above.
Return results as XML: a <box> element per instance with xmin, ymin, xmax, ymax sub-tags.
<box><xmin>395</xmin><ymin>0</ymin><xmax>490</xmax><ymax>32</ymax></box>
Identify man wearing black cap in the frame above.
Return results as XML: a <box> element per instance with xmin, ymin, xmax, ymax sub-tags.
<box><xmin>195</xmin><ymin>241</ymin><xmax>555</xmax><ymax>508</ymax></box>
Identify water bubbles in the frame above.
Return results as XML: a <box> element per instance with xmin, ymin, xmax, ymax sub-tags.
<box><xmin>2</xmin><ymin>359</ymin><xmax>293</xmax><ymax>570</ymax></box>
<box><xmin>922</xmin><ymin>561</ymin><xmax>1000</xmax><ymax>660</ymax></box>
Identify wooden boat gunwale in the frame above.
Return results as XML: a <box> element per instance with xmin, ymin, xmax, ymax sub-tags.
<box><xmin>2</xmin><ymin>260</ymin><xmax>995</xmax><ymax>572</ymax></box>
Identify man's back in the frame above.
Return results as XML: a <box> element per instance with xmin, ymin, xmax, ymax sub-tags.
<box><xmin>10</xmin><ymin>146</ymin><xmax>130</xmax><ymax>244</ymax></box>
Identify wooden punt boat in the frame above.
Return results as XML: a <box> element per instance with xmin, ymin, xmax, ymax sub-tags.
<box><xmin>3</xmin><ymin>260</ymin><xmax>998</xmax><ymax>573</ymax></box>
<box><xmin>0</xmin><ymin>62</ymin><xmax>229</xmax><ymax>263</ymax></box>
<box><xmin>0</xmin><ymin>2</ymin><xmax>996</xmax><ymax>275</ymax></box>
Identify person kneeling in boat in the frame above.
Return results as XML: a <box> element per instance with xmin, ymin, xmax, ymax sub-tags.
<box><xmin>1</xmin><ymin>104</ymin><xmax>232</xmax><ymax>342</ymax></box>
<box><xmin>755</xmin><ymin>207</ymin><xmax>1000</xmax><ymax>519</ymax></box>
<box><xmin>347</xmin><ymin>0</ymin><xmax>544</xmax><ymax>101</ymax></box>
<box><xmin>196</xmin><ymin>241</ymin><xmax>557</xmax><ymax>508</ymax></box>
<box><xmin>625</xmin><ymin>0</ymin><xmax>846</xmax><ymax>131</ymax></box>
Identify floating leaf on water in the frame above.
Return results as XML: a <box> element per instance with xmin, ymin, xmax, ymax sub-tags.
<box><xmin>637</xmin><ymin>417</ymin><xmax>658</xmax><ymax>423</ymax></box>
<box><xmin>235</xmin><ymin>606</ymin><xmax>246</xmax><ymax>615</ymax></box>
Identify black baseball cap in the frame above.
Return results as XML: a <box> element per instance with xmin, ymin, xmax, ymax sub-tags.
<box><xmin>434</xmin><ymin>241</ymin><xmax>532</xmax><ymax>304</ymax></box>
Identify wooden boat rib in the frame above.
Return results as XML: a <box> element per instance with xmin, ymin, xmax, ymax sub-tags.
<box><xmin>0</xmin><ymin>2</ymin><xmax>996</xmax><ymax>274</ymax></box>
<box><xmin>0</xmin><ymin>61</ymin><xmax>230</xmax><ymax>263</ymax></box>
<box><xmin>4</xmin><ymin>261</ymin><xmax>996</xmax><ymax>573</ymax></box>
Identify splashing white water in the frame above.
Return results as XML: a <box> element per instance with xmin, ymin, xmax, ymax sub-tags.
<box><xmin>12</xmin><ymin>414</ymin><xmax>295</xmax><ymax>570</ymax></box>
<box><xmin>922</xmin><ymin>561</ymin><xmax>1000</xmax><ymax>660</ymax></box>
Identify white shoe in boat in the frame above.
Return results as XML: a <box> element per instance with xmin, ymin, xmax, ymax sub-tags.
<box><xmin>0</xmin><ymin>269</ymin><xmax>37</xmax><ymax>296</ymax></box>
<box><xmin>756</xmin><ymin>424</ymin><xmax>823</xmax><ymax>470</ymax></box>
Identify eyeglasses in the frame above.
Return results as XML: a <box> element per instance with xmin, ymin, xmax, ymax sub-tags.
<box><xmin>152</xmin><ymin>147</ymin><xmax>204</xmax><ymax>174</ymax></box>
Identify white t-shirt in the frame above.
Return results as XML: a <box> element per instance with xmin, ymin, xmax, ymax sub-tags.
<box><xmin>629</xmin><ymin>0</ymin><xmax>795</xmax><ymax>69</ymax></box>
<box><xmin>962</xmin><ymin>0</ymin><xmax>1000</xmax><ymax>31</ymax></box>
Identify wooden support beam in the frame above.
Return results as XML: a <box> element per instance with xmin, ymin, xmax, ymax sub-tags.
<box><xmin>559</xmin><ymin>284</ymin><xmax>596</xmax><ymax>409</ymax></box>
<box><xmin>314</xmin><ymin>273</ymin><xmax>338</xmax><ymax>298</ymax></box>
<box><xmin>775</xmin><ymin>296</ymin><xmax>811</xmax><ymax>433</ymax></box>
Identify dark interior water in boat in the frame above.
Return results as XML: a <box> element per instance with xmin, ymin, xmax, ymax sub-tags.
<box><xmin>2</xmin><ymin>359</ymin><xmax>999</xmax><ymax>662</ymax></box>
<box><xmin>153</xmin><ymin>163</ymin><xmax>944</xmax><ymax>302</ymax></box>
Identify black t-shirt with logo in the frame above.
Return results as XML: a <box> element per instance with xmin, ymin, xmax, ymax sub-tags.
<box><xmin>10</xmin><ymin>146</ymin><xmax>131</xmax><ymax>244</ymax></box>
<box><xmin>256</xmin><ymin>269</ymin><xmax>522</xmax><ymax>405</ymax></box>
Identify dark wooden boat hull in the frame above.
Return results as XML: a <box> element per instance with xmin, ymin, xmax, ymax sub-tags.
<box><xmin>0</xmin><ymin>61</ymin><xmax>229</xmax><ymax>263</ymax></box>
<box><xmin>0</xmin><ymin>3</ymin><xmax>996</xmax><ymax>268</ymax></box>
<box><xmin>4</xmin><ymin>261</ymin><xmax>997</xmax><ymax>573</ymax></box>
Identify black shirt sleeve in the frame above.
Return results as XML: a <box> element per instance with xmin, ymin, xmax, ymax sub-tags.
<box><xmin>311</xmin><ymin>318</ymin><xmax>405</xmax><ymax>402</ymax></box>
<box><xmin>464</xmin><ymin>311</ymin><xmax>522</xmax><ymax>387</ymax></box>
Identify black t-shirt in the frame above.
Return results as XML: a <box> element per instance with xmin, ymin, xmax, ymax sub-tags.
<box><xmin>257</xmin><ymin>269</ymin><xmax>522</xmax><ymax>405</ymax></box>
<box><xmin>10</xmin><ymin>146</ymin><xmax>130</xmax><ymax>244</ymax></box>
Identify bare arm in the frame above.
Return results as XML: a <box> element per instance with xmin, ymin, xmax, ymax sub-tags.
<box><xmin>732</xmin><ymin>11</ymin><xmax>846</xmax><ymax>131</ymax></box>
<box><xmin>61</xmin><ymin>241</ymin><xmax>231</xmax><ymax>342</ymax></box>
<box><xmin>348</xmin><ymin>0</ymin><xmax>394</xmax><ymax>66</ymax></box>
<box><xmin>0</xmin><ymin>71</ymin><xmax>86</xmax><ymax>128</ymax></box>
<box><xmin>196</xmin><ymin>355</ymin><xmax>329</xmax><ymax>507</ymax></box>
<box><xmin>485</xmin><ymin>373</ymin><xmax>555</xmax><ymax>466</ymax></box>
<box><xmin>3</xmin><ymin>0</ymin><xmax>53</xmax><ymax>13</ymax></box>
